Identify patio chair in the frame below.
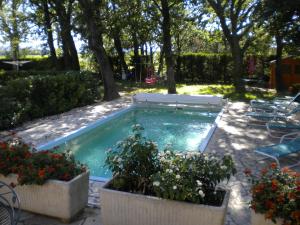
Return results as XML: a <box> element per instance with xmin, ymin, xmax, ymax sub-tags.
<box><xmin>246</xmin><ymin>103</ymin><xmax>300</xmax><ymax>126</ymax></box>
<box><xmin>0</xmin><ymin>181</ymin><xmax>20</xmax><ymax>225</ymax></box>
<box><xmin>250</xmin><ymin>92</ymin><xmax>300</xmax><ymax>112</ymax></box>
<box><xmin>255</xmin><ymin>131</ymin><xmax>300</xmax><ymax>168</ymax></box>
<box><xmin>266</xmin><ymin>120</ymin><xmax>300</xmax><ymax>139</ymax></box>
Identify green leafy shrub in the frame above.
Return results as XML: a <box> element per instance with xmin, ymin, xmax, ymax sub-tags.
<box><xmin>175</xmin><ymin>53</ymin><xmax>233</xmax><ymax>84</ymax></box>
<box><xmin>106</xmin><ymin>125</ymin><xmax>236</xmax><ymax>206</ymax></box>
<box><xmin>0</xmin><ymin>71</ymin><xmax>101</xmax><ymax>130</ymax></box>
<box><xmin>152</xmin><ymin>150</ymin><xmax>236</xmax><ymax>206</ymax></box>
<box><xmin>245</xmin><ymin>164</ymin><xmax>300</xmax><ymax>225</ymax></box>
<box><xmin>106</xmin><ymin>125</ymin><xmax>160</xmax><ymax>194</ymax></box>
<box><xmin>0</xmin><ymin>57</ymin><xmax>62</xmax><ymax>72</ymax></box>
<box><xmin>0</xmin><ymin>139</ymin><xmax>86</xmax><ymax>185</ymax></box>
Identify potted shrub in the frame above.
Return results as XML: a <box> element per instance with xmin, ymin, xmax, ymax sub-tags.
<box><xmin>245</xmin><ymin>164</ymin><xmax>300</xmax><ymax>225</ymax></box>
<box><xmin>0</xmin><ymin>139</ymin><xmax>89</xmax><ymax>222</ymax></box>
<box><xmin>100</xmin><ymin>125</ymin><xmax>236</xmax><ymax>225</ymax></box>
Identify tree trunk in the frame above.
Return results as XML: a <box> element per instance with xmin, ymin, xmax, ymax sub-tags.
<box><xmin>54</xmin><ymin>0</ymin><xmax>80</xmax><ymax>71</ymax></box>
<box><xmin>157</xmin><ymin>45</ymin><xmax>164</xmax><ymax>76</ymax></box>
<box><xmin>150</xmin><ymin>44</ymin><xmax>153</xmax><ymax>65</ymax></box>
<box><xmin>161</xmin><ymin>0</ymin><xmax>176</xmax><ymax>94</ymax></box>
<box><xmin>43</xmin><ymin>0</ymin><xmax>57</xmax><ymax>68</ymax></box>
<box><xmin>11</xmin><ymin>0</ymin><xmax>19</xmax><ymax>61</ymax></box>
<box><xmin>113</xmin><ymin>33</ymin><xmax>129</xmax><ymax>75</ymax></box>
<box><xmin>78</xmin><ymin>0</ymin><xmax>120</xmax><ymax>101</ymax></box>
<box><xmin>133</xmin><ymin>33</ymin><xmax>141</xmax><ymax>81</ymax></box>
<box><xmin>231</xmin><ymin>38</ymin><xmax>245</xmax><ymax>92</ymax></box>
<box><xmin>275</xmin><ymin>34</ymin><xmax>284</xmax><ymax>92</ymax></box>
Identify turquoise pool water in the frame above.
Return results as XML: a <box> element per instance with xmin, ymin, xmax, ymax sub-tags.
<box><xmin>51</xmin><ymin>106</ymin><xmax>220</xmax><ymax>178</ymax></box>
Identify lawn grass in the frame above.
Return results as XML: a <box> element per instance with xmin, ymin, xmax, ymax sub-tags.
<box><xmin>117</xmin><ymin>81</ymin><xmax>276</xmax><ymax>102</ymax></box>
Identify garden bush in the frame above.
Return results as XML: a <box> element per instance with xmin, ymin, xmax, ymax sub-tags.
<box><xmin>0</xmin><ymin>70</ymin><xmax>74</xmax><ymax>85</ymax></box>
<box><xmin>245</xmin><ymin>164</ymin><xmax>300</xmax><ymax>225</ymax></box>
<box><xmin>106</xmin><ymin>125</ymin><xmax>236</xmax><ymax>206</ymax></box>
<box><xmin>175</xmin><ymin>53</ymin><xmax>234</xmax><ymax>84</ymax></box>
<box><xmin>0</xmin><ymin>138</ymin><xmax>86</xmax><ymax>185</ymax></box>
<box><xmin>0</xmin><ymin>57</ymin><xmax>59</xmax><ymax>71</ymax></box>
<box><xmin>0</xmin><ymin>71</ymin><xmax>101</xmax><ymax>130</ymax></box>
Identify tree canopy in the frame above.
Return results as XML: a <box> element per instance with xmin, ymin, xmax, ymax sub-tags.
<box><xmin>0</xmin><ymin>0</ymin><xmax>299</xmax><ymax>98</ymax></box>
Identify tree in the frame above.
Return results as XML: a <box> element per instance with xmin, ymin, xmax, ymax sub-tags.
<box><xmin>0</xmin><ymin>0</ymin><xmax>29</xmax><ymax>60</ymax></box>
<box><xmin>78</xmin><ymin>0</ymin><xmax>120</xmax><ymax>101</ymax></box>
<box><xmin>49</xmin><ymin>0</ymin><xmax>80</xmax><ymax>70</ymax></box>
<box><xmin>205</xmin><ymin>0</ymin><xmax>259</xmax><ymax>91</ymax></box>
<box><xmin>260</xmin><ymin>0</ymin><xmax>300</xmax><ymax>91</ymax></box>
<box><xmin>30</xmin><ymin>0</ymin><xmax>58</xmax><ymax>68</ymax></box>
<box><xmin>105</xmin><ymin>0</ymin><xmax>129</xmax><ymax>75</ymax></box>
<box><xmin>153</xmin><ymin>0</ymin><xmax>181</xmax><ymax>94</ymax></box>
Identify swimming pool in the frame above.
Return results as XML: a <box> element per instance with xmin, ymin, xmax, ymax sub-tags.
<box><xmin>38</xmin><ymin>103</ymin><xmax>223</xmax><ymax>181</ymax></box>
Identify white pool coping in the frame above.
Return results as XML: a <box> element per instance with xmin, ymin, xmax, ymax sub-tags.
<box><xmin>37</xmin><ymin>96</ymin><xmax>225</xmax><ymax>182</ymax></box>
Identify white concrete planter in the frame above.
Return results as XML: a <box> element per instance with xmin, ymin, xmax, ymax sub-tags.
<box><xmin>251</xmin><ymin>210</ymin><xmax>283</xmax><ymax>225</ymax></box>
<box><xmin>0</xmin><ymin>171</ymin><xmax>89</xmax><ymax>221</ymax></box>
<box><xmin>100</xmin><ymin>180</ymin><xmax>230</xmax><ymax>225</ymax></box>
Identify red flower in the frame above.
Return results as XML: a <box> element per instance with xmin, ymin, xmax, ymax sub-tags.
<box><xmin>38</xmin><ymin>169</ymin><xmax>46</xmax><ymax>179</ymax></box>
<box><xmin>61</xmin><ymin>173</ymin><xmax>71</xmax><ymax>181</ymax></box>
<box><xmin>25</xmin><ymin>151</ymin><xmax>32</xmax><ymax>159</ymax></box>
<box><xmin>0</xmin><ymin>142</ymin><xmax>7</xmax><ymax>149</ymax></box>
<box><xmin>47</xmin><ymin>167</ymin><xmax>55</xmax><ymax>174</ymax></box>
<box><xmin>277</xmin><ymin>194</ymin><xmax>285</xmax><ymax>203</ymax></box>
<box><xmin>265</xmin><ymin>200</ymin><xmax>275</xmax><ymax>210</ymax></box>
<box><xmin>281</xmin><ymin>167</ymin><xmax>291</xmax><ymax>173</ymax></box>
<box><xmin>253</xmin><ymin>183</ymin><xmax>265</xmax><ymax>194</ymax></box>
<box><xmin>288</xmin><ymin>192</ymin><xmax>296</xmax><ymax>200</ymax></box>
<box><xmin>51</xmin><ymin>154</ymin><xmax>62</xmax><ymax>159</ymax></box>
<box><xmin>291</xmin><ymin>211</ymin><xmax>300</xmax><ymax>221</ymax></box>
<box><xmin>271</xmin><ymin>179</ymin><xmax>278</xmax><ymax>191</ymax></box>
<box><xmin>270</xmin><ymin>162</ymin><xmax>277</xmax><ymax>169</ymax></box>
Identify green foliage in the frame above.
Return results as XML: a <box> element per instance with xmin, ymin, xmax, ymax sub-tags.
<box><xmin>106</xmin><ymin>125</ymin><xmax>236</xmax><ymax>206</ymax></box>
<box><xmin>0</xmin><ymin>138</ymin><xmax>86</xmax><ymax>185</ymax></box>
<box><xmin>106</xmin><ymin>125</ymin><xmax>160</xmax><ymax>194</ymax></box>
<box><xmin>245</xmin><ymin>164</ymin><xmax>300</xmax><ymax>225</ymax></box>
<box><xmin>175</xmin><ymin>53</ymin><xmax>233</xmax><ymax>83</ymax></box>
<box><xmin>0</xmin><ymin>57</ymin><xmax>61</xmax><ymax>73</ymax></box>
<box><xmin>0</xmin><ymin>71</ymin><xmax>101</xmax><ymax>130</ymax></box>
<box><xmin>151</xmin><ymin>150</ymin><xmax>236</xmax><ymax>206</ymax></box>
<box><xmin>0</xmin><ymin>70</ymin><xmax>64</xmax><ymax>85</ymax></box>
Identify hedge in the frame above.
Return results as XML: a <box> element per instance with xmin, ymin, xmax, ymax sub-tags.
<box><xmin>175</xmin><ymin>53</ymin><xmax>233</xmax><ymax>84</ymax></box>
<box><xmin>0</xmin><ymin>57</ymin><xmax>61</xmax><ymax>71</ymax></box>
<box><xmin>0</xmin><ymin>71</ymin><xmax>101</xmax><ymax>130</ymax></box>
<box><xmin>0</xmin><ymin>70</ymin><xmax>66</xmax><ymax>85</ymax></box>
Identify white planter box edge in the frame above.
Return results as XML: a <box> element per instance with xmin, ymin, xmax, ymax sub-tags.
<box><xmin>100</xmin><ymin>179</ymin><xmax>230</xmax><ymax>225</ymax></box>
<box><xmin>251</xmin><ymin>210</ymin><xmax>283</xmax><ymax>225</ymax></box>
<box><xmin>0</xmin><ymin>170</ymin><xmax>89</xmax><ymax>221</ymax></box>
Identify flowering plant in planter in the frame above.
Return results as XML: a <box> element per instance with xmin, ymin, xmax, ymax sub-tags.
<box><xmin>0</xmin><ymin>139</ymin><xmax>86</xmax><ymax>185</ymax></box>
<box><xmin>245</xmin><ymin>163</ymin><xmax>300</xmax><ymax>225</ymax></box>
<box><xmin>106</xmin><ymin>124</ymin><xmax>236</xmax><ymax>206</ymax></box>
<box><xmin>152</xmin><ymin>149</ymin><xmax>236</xmax><ymax>206</ymax></box>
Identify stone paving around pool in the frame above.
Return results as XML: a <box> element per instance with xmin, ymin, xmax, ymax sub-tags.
<box><xmin>2</xmin><ymin>97</ymin><xmax>299</xmax><ymax>225</ymax></box>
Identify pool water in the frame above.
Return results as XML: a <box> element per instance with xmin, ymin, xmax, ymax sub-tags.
<box><xmin>53</xmin><ymin>106</ymin><xmax>220</xmax><ymax>178</ymax></box>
